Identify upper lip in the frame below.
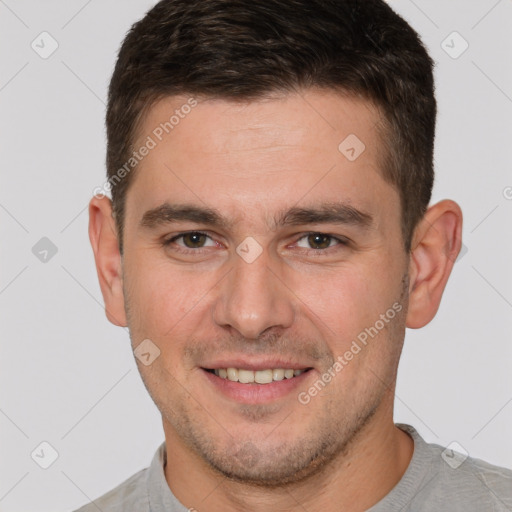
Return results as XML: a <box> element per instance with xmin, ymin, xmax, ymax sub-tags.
<box><xmin>201</xmin><ymin>358</ymin><xmax>314</xmax><ymax>372</ymax></box>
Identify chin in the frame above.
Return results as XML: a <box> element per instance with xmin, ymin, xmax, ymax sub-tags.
<box><xmin>189</xmin><ymin>431</ymin><xmax>349</xmax><ymax>488</ymax></box>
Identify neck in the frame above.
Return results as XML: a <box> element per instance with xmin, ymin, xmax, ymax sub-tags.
<box><xmin>163</xmin><ymin>404</ymin><xmax>413</xmax><ymax>511</ymax></box>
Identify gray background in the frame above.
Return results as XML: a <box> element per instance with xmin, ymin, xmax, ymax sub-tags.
<box><xmin>1</xmin><ymin>1</ymin><xmax>511</xmax><ymax>510</ymax></box>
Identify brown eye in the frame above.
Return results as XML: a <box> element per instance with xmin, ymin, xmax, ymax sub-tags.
<box><xmin>294</xmin><ymin>232</ymin><xmax>348</xmax><ymax>252</ymax></box>
<box><xmin>307</xmin><ymin>233</ymin><xmax>332</xmax><ymax>249</ymax></box>
<box><xmin>181</xmin><ymin>232</ymin><xmax>208</xmax><ymax>248</ymax></box>
<box><xmin>163</xmin><ymin>231</ymin><xmax>215</xmax><ymax>250</ymax></box>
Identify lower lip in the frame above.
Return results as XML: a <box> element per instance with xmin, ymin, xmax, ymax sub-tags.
<box><xmin>201</xmin><ymin>369</ymin><xmax>313</xmax><ymax>404</ymax></box>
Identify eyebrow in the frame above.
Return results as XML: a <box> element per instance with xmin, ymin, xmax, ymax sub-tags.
<box><xmin>139</xmin><ymin>201</ymin><xmax>374</xmax><ymax>231</ymax></box>
<box><xmin>276</xmin><ymin>202</ymin><xmax>373</xmax><ymax>229</ymax></box>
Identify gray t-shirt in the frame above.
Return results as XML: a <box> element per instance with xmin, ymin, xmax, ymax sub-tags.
<box><xmin>73</xmin><ymin>424</ymin><xmax>512</xmax><ymax>511</ymax></box>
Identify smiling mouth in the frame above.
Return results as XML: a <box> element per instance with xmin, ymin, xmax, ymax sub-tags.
<box><xmin>203</xmin><ymin>367</ymin><xmax>313</xmax><ymax>384</ymax></box>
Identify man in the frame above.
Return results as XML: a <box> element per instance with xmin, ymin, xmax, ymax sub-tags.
<box><xmin>79</xmin><ymin>0</ymin><xmax>512</xmax><ymax>510</ymax></box>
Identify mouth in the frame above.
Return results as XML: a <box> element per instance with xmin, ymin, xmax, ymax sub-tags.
<box><xmin>200</xmin><ymin>365</ymin><xmax>315</xmax><ymax>404</ymax></box>
<box><xmin>203</xmin><ymin>367</ymin><xmax>312</xmax><ymax>384</ymax></box>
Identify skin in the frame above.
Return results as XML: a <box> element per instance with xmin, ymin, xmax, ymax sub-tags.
<box><xmin>89</xmin><ymin>88</ymin><xmax>463</xmax><ymax>511</ymax></box>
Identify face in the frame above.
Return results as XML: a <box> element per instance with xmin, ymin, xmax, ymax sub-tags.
<box><xmin>120</xmin><ymin>89</ymin><xmax>410</xmax><ymax>485</ymax></box>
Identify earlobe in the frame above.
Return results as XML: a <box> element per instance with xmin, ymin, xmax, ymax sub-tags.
<box><xmin>88</xmin><ymin>196</ymin><xmax>127</xmax><ymax>327</ymax></box>
<box><xmin>406</xmin><ymin>200</ymin><xmax>463</xmax><ymax>329</ymax></box>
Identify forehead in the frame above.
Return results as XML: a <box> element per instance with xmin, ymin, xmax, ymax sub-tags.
<box><xmin>125</xmin><ymin>89</ymin><xmax>397</xmax><ymax>232</ymax></box>
<box><xmin>136</xmin><ymin>89</ymin><xmax>382</xmax><ymax>157</ymax></box>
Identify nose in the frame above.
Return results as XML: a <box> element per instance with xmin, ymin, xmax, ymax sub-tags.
<box><xmin>212</xmin><ymin>249</ymin><xmax>295</xmax><ymax>340</ymax></box>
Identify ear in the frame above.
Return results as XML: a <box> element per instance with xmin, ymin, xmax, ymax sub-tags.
<box><xmin>406</xmin><ymin>199</ymin><xmax>463</xmax><ymax>329</ymax></box>
<box><xmin>88</xmin><ymin>195</ymin><xmax>127</xmax><ymax>327</ymax></box>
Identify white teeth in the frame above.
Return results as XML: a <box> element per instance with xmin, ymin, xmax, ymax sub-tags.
<box><xmin>212</xmin><ymin>367</ymin><xmax>307</xmax><ymax>384</ymax></box>
<box><xmin>238</xmin><ymin>369</ymin><xmax>255</xmax><ymax>383</ymax></box>
<box><xmin>227</xmin><ymin>368</ymin><xmax>238</xmax><ymax>381</ymax></box>
<box><xmin>272</xmin><ymin>369</ymin><xmax>285</xmax><ymax>381</ymax></box>
<box><xmin>255</xmin><ymin>369</ymin><xmax>273</xmax><ymax>384</ymax></box>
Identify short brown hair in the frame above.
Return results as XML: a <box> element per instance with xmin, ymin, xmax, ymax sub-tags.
<box><xmin>106</xmin><ymin>0</ymin><xmax>436</xmax><ymax>253</ymax></box>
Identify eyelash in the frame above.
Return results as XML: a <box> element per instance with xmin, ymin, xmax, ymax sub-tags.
<box><xmin>162</xmin><ymin>231</ymin><xmax>349</xmax><ymax>255</ymax></box>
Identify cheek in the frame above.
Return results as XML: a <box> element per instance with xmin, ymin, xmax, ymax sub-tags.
<box><xmin>124</xmin><ymin>255</ymin><xmax>219</xmax><ymax>346</ymax></box>
<box><xmin>303</xmin><ymin>268</ymin><xmax>406</xmax><ymax>400</ymax></box>
<box><xmin>124</xmin><ymin>258</ymin><xmax>180</xmax><ymax>334</ymax></box>
<box><xmin>301</xmin><ymin>260</ymin><xmax>403</xmax><ymax>350</ymax></box>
